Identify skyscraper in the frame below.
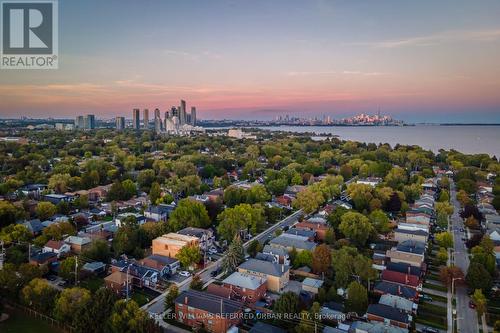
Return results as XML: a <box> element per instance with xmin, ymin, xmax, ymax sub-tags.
<box><xmin>86</xmin><ymin>114</ymin><xmax>95</xmax><ymax>129</ymax></box>
<box><xmin>191</xmin><ymin>107</ymin><xmax>197</xmax><ymax>126</ymax></box>
<box><xmin>179</xmin><ymin>100</ymin><xmax>186</xmax><ymax>125</ymax></box>
<box><xmin>133</xmin><ymin>108</ymin><xmax>140</xmax><ymax>129</ymax></box>
<box><xmin>116</xmin><ymin>116</ymin><xmax>125</xmax><ymax>130</ymax></box>
<box><xmin>75</xmin><ymin>116</ymin><xmax>84</xmax><ymax>129</ymax></box>
<box><xmin>154</xmin><ymin>108</ymin><xmax>161</xmax><ymax>120</ymax></box>
<box><xmin>154</xmin><ymin>117</ymin><xmax>162</xmax><ymax>133</ymax></box>
<box><xmin>171</xmin><ymin>106</ymin><xmax>178</xmax><ymax>118</ymax></box>
<box><xmin>143</xmin><ymin>109</ymin><xmax>149</xmax><ymax>129</ymax></box>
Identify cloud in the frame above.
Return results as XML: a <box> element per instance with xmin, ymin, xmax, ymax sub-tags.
<box><xmin>287</xmin><ymin>70</ymin><xmax>386</xmax><ymax>76</ymax></box>
<box><xmin>354</xmin><ymin>28</ymin><xmax>500</xmax><ymax>48</ymax></box>
<box><xmin>342</xmin><ymin>70</ymin><xmax>386</xmax><ymax>76</ymax></box>
<box><xmin>287</xmin><ymin>70</ymin><xmax>337</xmax><ymax>76</ymax></box>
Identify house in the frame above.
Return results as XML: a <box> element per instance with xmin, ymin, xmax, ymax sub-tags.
<box><xmin>357</xmin><ymin>177</ymin><xmax>382</xmax><ymax>187</ymax></box>
<box><xmin>29</xmin><ymin>251</ymin><xmax>57</xmax><ymax>266</ymax></box>
<box><xmin>21</xmin><ymin>219</ymin><xmax>45</xmax><ymax>235</ymax></box>
<box><xmin>249</xmin><ymin>322</ymin><xmax>287</xmax><ymax>333</ymax></box>
<box><xmin>152</xmin><ymin>233</ymin><xmax>200</xmax><ymax>258</ymax></box>
<box><xmin>379</xmin><ymin>294</ymin><xmax>417</xmax><ymax>313</ymax></box>
<box><xmin>350</xmin><ymin>321</ymin><xmax>408</xmax><ymax>333</ymax></box>
<box><xmin>82</xmin><ymin>261</ymin><xmax>106</xmax><ymax>274</ymax></box>
<box><xmin>285</xmin><ymin>228</ymin><xmax>315</xmax><ymax>240</ymax></box>
<box><xmin>294</xmin><ymin>220</ymin><xmax>330</xmax><ymax>241</ymax></box>
<box><xmin>405</xmin><ymin>211</ymin><xmax>431</xmax><ymax>225</ymax></box>
<box><xmin>204</xmin><ymin>188</ymin><xmax>224</xmax><ymax>202</ymax></box>
<box><xmin>262</xmin><ymin>245</ymin><xmax>290</xmax><ymax>265</ymax></box>
<box><xmin>104</xmin><ymin>271</ymin><xmax>132</xmax><ymax>296</ymax></box>
<box><xmin>110</xmin><ymin>259</ymin><xmax>160</xmax><ymax>288</ymax></box>
<box><xmin>285</xmin><ymin>185</ymin><xmax>307</xmax><ymax>197</ymax></box>
<box><xmin>144</xmin><ymin>204</ymin><xmax>175</xmax><ymax>222</ymax></box>
<box><xmin>115</xmin><ymin>212</ymin><xmax>147</xmax><ymax>227</ymax></box>
<box><xmin>19</xmin><ymin>183</ymin><xmax>47</xmax><ymax>199</ymax></box>
<box><xmin>42</xmin><ymin>240</ymin><xmax>70</xmax><ymax>258</ymax></box>
<box><xmin>373</xmin><ymin>281</ymin><xmax>418</xmax><ymax>301</ymax></box>
<box><xmin>177</xmin><ymin>227</ymin><xmax>215</xmax><ymax>252</ymax></box>
<box><xmin>175</xmin><ymin>290</ymin><xmax>244</xmax><ymax>333</ymax></box>
<box><xmin>140</xmin><ymin>254</ymin><xmax>180</xmax><ymax>278</ymax></box>
<box><xmin>87</xmin><ymin>184</ymin><xmax>112</xmax><ymax>202</ymax></box>
<box><xmin>269</xmin><ymin>234</ymin><xmax>317</xmax><ymax>252</ymax></box>
<box><xmin>238</xmin><ymin>258</ymin><xmax>289</xmax><ymax>292</ymax></box>
<box><xmin>302</xmin><ymin>277</ymin><xmax>324</xmax><ymax>294</ymax></box>
<box><xmin>385</xmin><ymin>262</ymin><xmax>422</xmax><ymax>277</ymax></box>
<box><xmin>64</xmin><ymin>235</ymin><xmax>91</xmax><ymax>253</ymax></box>
<box><xmin>393</xmin><ymin>228</ymin><xmax>428</xmax><ymax>244</ymax></box>
<box><xmin>275</xmin><ymin>195</ymin><xmax>293</xmax><ymax>207</ymax></box>
<box><xmin>220</xmin><ymin>272</ymin><xmax>267</xmax><ymax>304</ymax></box>
<box><xmin>386</xmin><ymin>240</ymin><xmax>425</xmax><ymax>267</ymax></box>
<box><xmin>42</xmin><ymin>194</ymin><xmax>73</xmax><ymax>205</ymax></box>
<box><xmin>366</xmin><ymin>304</ymin><xmax>411</xmax><ymax>329</ymax></box>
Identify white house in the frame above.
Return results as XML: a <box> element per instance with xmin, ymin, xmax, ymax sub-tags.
<box><xmin>43</xmin><ymin>240</ymin><xmax>71</xmax><ymax>258</ymax></box>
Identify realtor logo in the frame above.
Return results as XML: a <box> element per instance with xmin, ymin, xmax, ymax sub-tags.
<box><xmin>1</xmin><ymin>0</ymin><xmax>58</xmax><ymax>69</ymax></box>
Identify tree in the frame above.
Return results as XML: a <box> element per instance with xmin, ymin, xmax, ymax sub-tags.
<box><xmin>122</xmin><ymin>179</ymin><xmax>137</xmax><ymax>199</ymax></box>
<box><xmin>48</xmin><ymin>173</ymin><xmax>71</xmax><ymax>193</ymax></box>
<box><xmin>176</xmin><ymin>245</ymin><xmax>201</xmax><ymax>270</ymax></box>
<box><xmin>457</xmin><ymin>179</ymin><xmax>477</xmax><ymax>194</ymax></box>
<box><xmin>339</xmin><ymin>164</ymin><xmax>352</xmax><ymax>180</ymax></box>
<box><xmin>436</xmin><ymin>201</ymin><xmax>454</xmax><ymax>216</ymax></box>
<box><xmin>0</xmin><ymin>223</ymin><xmax>32</xmax><ymax>244</ymax></box>
<box><xmin>217</xmin><ymin>203</ymin><xmax>265</xmax><ymax>241</ymax></box>
<box><xmin>324</xmin><ymin>228</ymin><xmax>336</xmax><ymax>245</ymax></box>
<box><xmin>439</xmin><ymin>265</ymin><xmax>464</xmax><ymax>286</ymax></box>
<box><xmin>54</xmin><ymin>287</ymin><xmax>91</xmax><ymax>325</ymax></box>
<box><xmin>36</xmin><ymin>201</ymin><xmax>57</xmax><ymax>220</ymax></box>
<box><xmin>471</xmin><ymin>289</ymin><xmax>487</xmax><ymax>318</ymax></box>
<box><xmin>456</xmin><ymin>190</ymin><xmax>472</xmax><ymax>206</ymax></box>
<box><xmin>108</xmin><ymin>299</ymin><xmax>159</xmax><ymax>333</ymax></box>
<box><xmin>293</xmin><ymin>188</ymin><xmax>324</xmax><ymax>214</ymax></box>
<box><xmin>246</xmin><ymin>185</ymin><xmax>271</xmax><ymax>204</ymax></box>
<box><xmin>169</xmin><ymin>199</ymin><xmax>211</xmax><ymax>231</ymax></box>
<box><xmin>386</xmin><ymin>192</ymin><xmax>402</xmax><ymax>213</ymax></box>
<box><xmin>346</xmin><ymin>281</ymin><xmax>368</xmax><ymax>314</ymax></box>
<box><xmin>247</xmin><ymin>239</ymin><xmax>262</xmax><ymax>258</ymax></box>
<box><xmin>0</xmin><ymin>200</ymin><xmax>23</xmax><ymax>228</ymax></box>
<box><xmin>21</xmin><ymin>278</ymin><xmax>58</xmax><ymax>314</ymax></box>
<box><xmin>435</xmin><ymin>231</ymin><xmax>454</xmax><ymax>249</ymax></box>
<box><xmin>222</xmin><ymin>235</ymin><xmax>245</xmax><ymax>272</ymax></box>
<box><xmin>368</xmin><ymin>210</ymin><xmax>391</xmax><ymax>234</ymax></box>
<box><xmin>346</xmin><ymin>183</ymin><xmax>373</xmax><ymax>211</ymax></box>
<box><xmin>273</xmin><ymin>292</ymin><xmax>299</xmax><ymax>319</ymax></box>
<box><xmin>466</xmin><ymin>262</ymin><xmax>492</xmax><ymax>293</ymax></box>
<box><xmin>339</xmin><ymin>212</ymin><xmax>374</xmax><ymax>246</ymax></box>
<box><xmin>436</xmin><ymin>247</ymin><xmax>448</xmax><ymax>265</ymax></box>
<box><xmin>312</xmin><ymin>244</ymin><xmax>331</xmax><ymax>274</ymax></box>
<box><xmin>149</xmin><ymin>182</ymin><xmax>162</xmax><ymax>204</ymax></box>
<box><xmin>327</xmin><ymin>206</ymin><xmax>348</xmax><ymax>229</ymax></box>
<box><xmin>42</xmin><ymin>221</ymin><xmax>76</xmax><ymax>241</ymax></box>
<box><xmin>465</xmin><ymin>216</ymin><xmax>480</xmax><ymax>229</ymax></box>
<box><xmin>137</xmin><ymin>169</ymin><xmax>156</xmax><ymax>192</ymax></box>
<box><xmin>60</xmin><ymin>256</ymin><xmax>78</xmax><ymax>282</ymax></box>
<box><xmin>438</xmin><ymin>190</ymin><xmax>450</xmax><ymax>202</ymax></box>
<box><xmin>82</xmin><ymin>239</ymin><xmax>111</xmax><ymax>263</ymax></box>
<box><xmin>164</xmin><ymin>284</ymin><xmax>179</xmax><ymax>310</ymax></box>
<box><xmin>190</xmin><ymin>274</ymin><xmax>204</xmax><ymax>290</ymax></box>
<box><xmin>73</xmin><ymin>287</ymin><xmax>117</xmax><ymax>333</ymax></box>
<box><xmin>293</xmin><ymin>250</ymin><xmax>313</xmax><ymax>268</ymax></box>
<box><xmin>385</xmin><ymin>167</ymin><xmax>407</xmax><ymax>190</ymax></box>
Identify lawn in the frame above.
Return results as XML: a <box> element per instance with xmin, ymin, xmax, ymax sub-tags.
<box><xmin>423</xmin><ymin>282</ymin><xmax>448</xmax><ymax>293</ymax></box>
<box><xmin>131</xmin><ymin>290</ymin><xmax>152</xmax><ymax>307</ymax></box>
<box><xmin>80</xmin><ymin>276</ymin><xmax>104</xmax><ymax>292</ymax></box>
<box><xmin>0</xmin><ymin>309</ymin><xmax>64</xmax><ymax>333</ymax></box>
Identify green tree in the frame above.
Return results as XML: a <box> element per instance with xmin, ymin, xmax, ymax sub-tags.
<box><xmin>293</xmin><ymin>188</ymin><xmax>324</xmax><ymax>214</ymax></box>
<box><xmin>108</xmin><ymin>299</ymin><xmax>159</xmax><ymax>333</ymax></box>
<box><xmin>190</xmin><ymin>274</ymin><xmax>204</xmax><ymax>290</ymax></box>
<box><xmin>435</xmin><ymin>231</ymin><xmax>454</xmax><ymax>249</ymax></box>
<box><xmin>436</xmin><ymin>247</ymin><xmax>448</xmax><ymax>264</ymax></box>
<box><xmin>21</xmin><ymin>278</ymin><xmax>58</xmax><ymax>314</ymax></box>
<box><xmin>35</xmin><ymin>201</ymin><xmax>57</xmax><ymax>220</ymax></box>
<box><xmin>176</xmin><ymin>245</ymin><xmax>201</xmax><ymax>270</ymax></box>
<box><xmin>293</xmin><ymin>250</ymin><xmax>313</xmax><ymax>268</ymax></box>
<box><xmin>122</xmin><ymin>179</ymin><xmax>137</xmax><ymax>199</ymax></box>
<box><xmin>222</xmin><ymin>235</ymin><xmax>245</xmax><ymax>272</ymax></box>
<box><xmin>73</xmin><ymin>287</ymin><xmax>117</xmax><ymax>333</ymax></box>
<box><xmin>247</xmin><ymin>239</ymin><xmax>263</xmax><ymax>258</ymax></box>
<box><xmin>169</xmin><ymin>198</ymin><xmax>211</xmax><ymax>231</ymax></box>
<box><xmin>48</xmin><ymin>173</ymin><xmax>71</xmax><ymax>193</ymax></box>
<box><xmin>368</xmin><ymin>210</ymin><xmax>391</xmax><ymax>234</ymax></box>
<box><xmin>273</xmin><ymin>292</ymin><xmax>299</xmax><ymax>320</ymax></box>
<box><xmin>339</xmin><ymin>212</ymin><xmax>374</xmax><ymax>246</ymax></box>
<box><xmin>246</xmin><ymin>185</ymin><xmax>271</xmax><ymax>204</ymax></box>
<box><xmin>346</xmin><ymin>281</ymin><xmax>368</xmax><ymax>314</ymax></box>
<box><xmin>0</xmin><ymin>200</ymin><xmax>24</xmax><ymax>228</ymax></box>
<box><xmin>82</xmin><ymin>239</ymin><xmax>111</xmax><ymax>263</ymax></box>
<box><xmin>466</xmin><ymin>262</ymin><xmax>492</xmax><ymax>293</ymax></box>
<box><xmin>471</xmin><ymin>289</ymin><xmax>487</xmax><ymax>318</ymax></box>
<box><xmin>164</xmin><ymin>284</ymin><xmax>179</xmax><ymax>311</ymax></box>
<box><xmin>54</xmin><ymin>287</ymin><xmax>91</xmax><ymax>325</ymax></box>
<box><xmin>312</xmin><ymin>244</ymin><xmax>331</xmax><ymax>274</ymax></box>
<box><xmin>59</xmin><ymin>256</ymin><xmax>78</xmax><ymax>282</ymax></box>
<box><xmin>0</xmin><ymin>224</ymin><xmax>32</xmax><ymax>244</ymax></box>
<box><xmin>149</xmin><ymin>182</ymin><xmax>162</xmax><ymax>204</ymax></box>
<box><xmin>217</xmin><ymin>203</ymin><xmax>265</xmax><ymax>241</ymax></box>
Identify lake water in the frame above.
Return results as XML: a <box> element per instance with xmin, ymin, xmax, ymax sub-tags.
<box><xmin>256</xmin><ymin>125</ymin><xmax>500</xmax><ymax>157</ymax></box>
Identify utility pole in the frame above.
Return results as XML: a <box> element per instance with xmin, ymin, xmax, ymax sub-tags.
<box><xmin>0</xmin><ymin>241</ymin><xmax>5</xmax><ymax>270</ymax></box>
<box><xmin>126</xmin><ymin>265</ymin><xmax>130</xmax><ymax>301</ymax></box>
<box><xmin>74</xmin><ymin>256</ymin><xmax>79</xmax><ymax>285</ymax></box>
<box><xmin>28</xmin><ymin>243</ymin><xmax>31</xmax><ymax>262</ymax></box>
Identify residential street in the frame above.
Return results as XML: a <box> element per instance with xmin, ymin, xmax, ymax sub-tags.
<box><xmin>450</xmin><ymin>182</ymin><xmax>479</xmax><ymax>333</ymax></box>
<box><xmin>141</xmin><ymin>209</ymin><xmax>304</xmax><ymax>316</ymax></box>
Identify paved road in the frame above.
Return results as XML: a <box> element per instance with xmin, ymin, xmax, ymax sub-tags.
<box><xmin>450</xmin><ymin>182</ymin><xmax>478</xmax><ymax>333</ymax></box>
<box><xmin>142</xmin><ymin>209</ymin><xmax>304</xmax><ymax>315</ymax></box>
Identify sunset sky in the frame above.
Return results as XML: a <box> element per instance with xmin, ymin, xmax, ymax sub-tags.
<box><xmin>1</xmin><ymin>0</ymin><xmax>500</xmax><ymax>122</ymax></box>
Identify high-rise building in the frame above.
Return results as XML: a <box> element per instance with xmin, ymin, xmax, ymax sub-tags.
<box><xmin>191</xmin><ymin>107</ymin><xmax>197</xmax><ymax>126</ymax></box>
<box><xmin>179</xmin><ymin>100</ymin><xmax>186</xmax><ymax>125</ymax></box>
<box><xmin>154</xmin><ymin>108</ymin><xmax>161</xmax><ymax>120</ymax></box>
<box><xmin>154</xmin><ymin>117</ymin><xmax>162</xmax><ymax>133</ymax></box>
<box><xmin>143</xmin><ymin>109</ymin><xmax>149</xmax><ymax>129</ymax></box>
<box><xmin>116</xmin><ymin>116</ymin><xmax>125</xmax><ymax>130</ymax></box>
<box><xmin>75</xmin><ymin>116</ymin><xmax>84</xmax><ymax>129</ymax></box>
<box><xmin>171</xmin><ymin>106</ymin><xmax>178</xmax><ymax>118</ymax></box>
<box><xmin>85</xmin><ymin>114</ymin><xmax>95</xmax><ymax>129</ymax></box>
<box><xmin>133</xmin><ymin>108</ymin><xmax>140</xmax><ymax>130</ymax></box>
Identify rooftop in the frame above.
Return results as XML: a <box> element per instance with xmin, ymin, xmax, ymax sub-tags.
<box><xmin>223</xmin><ymin>272</ymin><xmax>267</xmax><ymax>290</ymax></box>
<box><xmin>238</xmin><ymin>258</ymin><xmax>289</xmax><ymax>277</ymax></box>
<box><xmin>175</xmin><ymin>290</ymin><xmax>243</xmax><ymax>315</ymax></box>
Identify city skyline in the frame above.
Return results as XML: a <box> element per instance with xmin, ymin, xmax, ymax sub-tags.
<box><xmin>1</xmin><ymin>0</ymin><xmax>500</xmax><ymax>122</ymax></box>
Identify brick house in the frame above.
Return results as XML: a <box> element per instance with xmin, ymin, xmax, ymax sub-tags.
<box><xmin>220</xmin><ymin>272</ymin><xmax>267</xmax><ymax>304</ymax></box>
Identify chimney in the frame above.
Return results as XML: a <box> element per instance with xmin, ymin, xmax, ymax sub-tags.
<box><xmin>184</xmin><ymin>296</ymin><xmax>188</xmax><ymax>305</ymax></box>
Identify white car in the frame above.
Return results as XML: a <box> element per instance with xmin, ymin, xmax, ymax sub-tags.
<box><xmin>179</xmin><ymin>271</ymin><xmax>191</xmax><ymax>277</ymax></box>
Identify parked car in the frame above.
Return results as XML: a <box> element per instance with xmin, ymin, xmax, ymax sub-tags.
<box><xmin>420</xmin><ymin>294</ymin><xmax>433</xmax><ymax>302</ymax></box>
<box><xmin>460</xmin><ymin>228</ymin><xmax>464</xmax><ymax>232</ymax></box>
<box><xmin>179</xmin><ymin>271</ymin><xmax>191</xmax><ymax>277</ymax></box>
<box><xmin>423</xmin><ymin>327</ymin><xmax>439</xmax><ymax>333</ymax></box>
<box><xmin>211</xmin><ymin>267</ymin><xmax>222</xmax><ymax>277</ymax></box>
<box><xmin>469</xmin><ymin>300</ymin><xmax>476</xmax><ymax>309</ymax></box>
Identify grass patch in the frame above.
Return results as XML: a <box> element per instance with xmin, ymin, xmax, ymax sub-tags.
<box><xmin>79</xmin><ymin>276</ymin><xmax>104</xmax><ymax>293</ymax></box>
<box><xmin>415</xmin><ymin>316</ymin><xmax>447</xmax><ymax>330</ymax></box>
<box><xmin>423</xmin><ymin>293</ymin><xmax>447</xmax><ymax>303</ymax></box>
<box><xmin>131</xmin><ymin>290</ymin><xmax>152</xmax><ymax>307</ymax></box>
<box><xmin>0</xmin><ymin>308</ymin><xmax>65</xmax><ymax>333</ymax></box>
<box><xmin>419</xmin><ymin>302</ymin><xmax>447</xmax><ymax>316</ymax></box>
<box><xmin>424</xmin><ymin>282</ymin><xmax>448</xmax><ymax>293</ymax></box>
